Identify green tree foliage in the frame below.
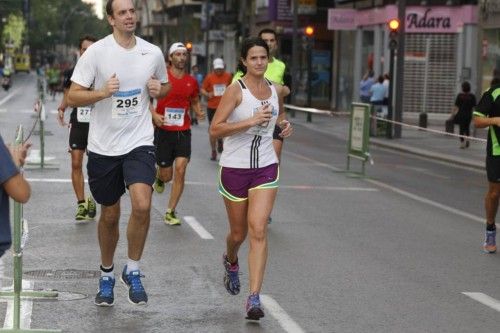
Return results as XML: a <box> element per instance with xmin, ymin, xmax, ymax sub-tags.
<box><xmin>29</xmin><ymin>0</ymin><xmax>108</xmax><ymax>52</ymax></box>
<box><xmin>2</xmin><ymin>14</ymin><xmax>26</xmax><ymax>50</ymax></box>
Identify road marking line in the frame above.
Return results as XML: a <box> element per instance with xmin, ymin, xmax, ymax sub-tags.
<box><xmin>285</xmin><ymin>150</ymin><xmax>485</xmax><ymax>224</ymax></box>
<box><xmin>462</xmin><ymin>292</ymin><xmax>500</xmax><ymax>312</ymax></box>
<box><xmin>282</xmin><ymin>185</ymin><xmax>377</xmax><ymax>191</ymax></box>
<box><xmin>0</xmin><ymin>88</ymin><xmax>20</xmax><ymax>106</ymax></box>
<box><xmin>20</xmin><ymin>109</ymin><xmax>37</xmax><ymax>114</ymax></box>
<box><xmin>366</xmin><ymin>178</ymin><xmax>484</xmax><ymax>224</ymax></box>
<box><xmin>3</xmin><ymin>280</ymin><xmax>33</xmax><ymax>329</ymax></box>
<box><xmin>183</xmin><ymin>216</ymin><xmax>214</xmax><ymax>239</ymax></box>
<box><xmin>260</xmin><ymin>294</ymin><xmax>305</xmax><ymax>333</ymax></box>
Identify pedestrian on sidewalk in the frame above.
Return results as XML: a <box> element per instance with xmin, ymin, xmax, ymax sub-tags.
<box><xmin>201</xmin><ymin>58</ymin><xmax>232</xmax><ymax>161</ymax></box>
<box><xmin>382</xmin><ymin>73</ymin><xmax>390</xmax><ymax>106</ymax></box>
<box><xmin>359</xmin><ymin>70</ymin><xmax>375</xmax><ymax>103</ymax></box>
<box><xmin>210</xmin><ymin>37</ymin><xmax>293</xmax><ymax>320</ymax></box>
<box><xmin>452</xmin><ymin>81</ymin><xmax>476</xmax><ymax>149</ymax></box>
<box><xmin>370</xmin><ymin>75</ymin><xmax>387</xmax><ymax>116</ymax></box>
<box><xmin>0</xmin><ymin>135</ymin><xmax>31</xmax><ymax>288</ymax></box>
<box><xmin>57</xmin><ymin>35</ymin><xmax>98</xmax><ymax>221</ymax></box>
<box><xmin>473</xmin><ymin>77</ymin><xmax>500</xmax><ymax>254</ymax></box>
<box><xmin>67</xmin><ymin>0</ymin><xmax>170</xmax><ymax>306</ymax></box>
<box><xmin>151</xmin><ymin>42</ymin><xmax>205</xmax><ymax>226</ymax></box>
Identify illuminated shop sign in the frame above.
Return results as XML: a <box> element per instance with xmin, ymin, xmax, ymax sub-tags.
<box><xmin>328</xmin><ymin>5</ymin><xmax>477</xmax><ymax>33</ymax></box>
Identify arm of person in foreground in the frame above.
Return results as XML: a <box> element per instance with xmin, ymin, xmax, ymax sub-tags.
<box><xmin>3</xmin><ymin>142</ymin><xmax>31</xmax><ymax>203</ymax></box>
<box><xmin>473</xmin><ymin>115</ymin><xmax>500</xmax><ymax>128</ymax></box>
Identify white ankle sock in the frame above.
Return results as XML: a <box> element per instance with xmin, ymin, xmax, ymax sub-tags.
<box><xmin>126</xmin><ymin>259</ymin><xmax>139</xmax><ymax>273</ymax></box>
<box><xmin>100</xmin><ymin>264</ymin><xmax>114</xmax><ymax>278</ymax></box>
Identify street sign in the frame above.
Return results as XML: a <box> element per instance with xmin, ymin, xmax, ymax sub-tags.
<box><xmin>347</xmin><ymin>102</ymin><xmax>371</xmax><ymax>175</ymax></box>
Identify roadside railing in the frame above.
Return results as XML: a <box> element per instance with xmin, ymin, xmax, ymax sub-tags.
<box><xmin>25</xmin><ymin>76</ymin><xmax>58</xmax><ymax>170</ymax></box>
<box><xmin>284</xmin><ymin>103</ymin><xmax>338</xmax><ymax>122</ymax></box>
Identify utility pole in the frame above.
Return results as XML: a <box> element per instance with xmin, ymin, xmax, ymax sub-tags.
<box><xmin>291</xmin><ymin>0</ymin><xmax>298</xmax><ymax>116</ymax></box>
<box><xmin>204</xmin><ymin>0</ymin><xmax>211</xmax><ymax>76</ymax></box>
<box><xmin>394</xmin><ymin>0</ymin><xmax>406</xmax><ymax>138</ymax></box>
<box><xmin>180</xmin><ymin>0</ymin><xmax>186</xmax><ymax>43</ymax></box>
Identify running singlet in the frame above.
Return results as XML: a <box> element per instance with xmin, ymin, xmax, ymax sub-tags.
<box><xmin>219</xmin><ymin>79</ymin><xmax>279</xmax><ymax>169</ymax></box>
<box><xmin>156</xmin><ymin>70</ymin><xmax>199</xmax><ymax>132</ymax></box>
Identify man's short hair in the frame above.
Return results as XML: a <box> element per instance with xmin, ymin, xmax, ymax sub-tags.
<box><xmin>106</xmin><ymin>0</ymin><xmax>114</xmax><ymax>16</ymax></box>
<box><xmin>258</xmin><ymin>28</ymin><xmax>277</xmax><ymax>38</ymax></box>
<box><xmin>79</xmin><ymin>35</ymin><xmax>97</xmax><ymax>49</ymax></box>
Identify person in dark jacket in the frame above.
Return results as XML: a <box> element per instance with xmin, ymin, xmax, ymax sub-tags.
<box><xmin>452</xmin><ymin>81</ymin><xmax>476</xmax><ymax>148</ymax></box>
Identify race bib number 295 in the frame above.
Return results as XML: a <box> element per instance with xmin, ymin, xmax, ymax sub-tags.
<box><xmin>112</xmin><ymin>89</ymin><xmax>142</xmax><ymax>119</ymax></box>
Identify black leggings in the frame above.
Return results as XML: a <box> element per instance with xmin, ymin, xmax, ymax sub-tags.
<box><xmin>457</xmin><ymin>121</ymin><xmax>470</xmax><ymax>142</ymax></box>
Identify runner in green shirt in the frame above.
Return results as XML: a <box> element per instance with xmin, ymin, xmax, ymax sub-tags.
<box><xmin>232</xmin><ymin>29</ymin><xmax>291</xmax><ymax>224</ymax></box>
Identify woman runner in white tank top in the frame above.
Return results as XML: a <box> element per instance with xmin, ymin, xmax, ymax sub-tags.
<box><xmin>209</xmin><ymin>37</ymin><xmax>293</xmax><ymax>320</ymax></box>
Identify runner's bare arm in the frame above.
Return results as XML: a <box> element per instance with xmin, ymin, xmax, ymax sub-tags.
<box><xmin>275</xmin><ymin>84</ymin><xmax>293</xmax><ymax>138</ymax></box>
<box><xmin>158</xmin><ymin>82</ymin><xmax>171</xmax><ymax>99</ymax></box>
<box><xmin>191</xmin><ymin>95</ymin><xmax>205</xmax><ymax>121</ymax></box>
<box><xmin>148</xmin><ymin>76</ymin><xmax>170</xmax><ymax>99</ymax></box>
<box><xmin>473</xmin><ymin>115</ymin><xmax>500</xmax><ymax>128</ymax></box>
<box><xmin>67</xmin><ymin>73</ymin><xmax>119</xmax><ymax>107</ymax></box>
<box><xmin>57</xmin><ymin>86</ymin><xmax>69</xmax><ymax>126</ymax></box>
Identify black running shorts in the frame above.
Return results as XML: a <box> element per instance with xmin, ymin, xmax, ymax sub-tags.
<box><xmin>68</xmin><ymin>122</ymin><xmax>89</xmax><ymax>150</ymax></box>
<box><xmin>154</xmin><ymin>129</ymin><xmax>191</xmax><ymax>168</ymax></box>
<box><xmin>487</xmin><ymin>155</ymin><xmax>500</xmax><ymax>183</ymax></box>
<box><xmin>87</xmin><ymin>146</ymin><xmax>156</xmax><ymax>206</ymax></box>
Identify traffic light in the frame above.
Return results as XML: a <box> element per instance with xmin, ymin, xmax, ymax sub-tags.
<box><xmin>388</xmin><ymin>18</ymin><xmax>400</xmax><ymax>50</ymax></box>
<box><xmin>185</xmin><ymin>42</ymin><xmax>193</xmax><ymax>52</ymax></box>
<box><xmin>304</xmin><ymin>26</ymin><xmax>314</xmax><ymax>37</ymax></box>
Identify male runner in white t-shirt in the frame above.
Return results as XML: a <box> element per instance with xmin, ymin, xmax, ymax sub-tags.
<box><xmin>67</xmin><ymin>0</ymin><xmax>170</xmax><ymax>307</ymax></box>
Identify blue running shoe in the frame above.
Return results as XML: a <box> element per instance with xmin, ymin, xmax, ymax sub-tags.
<box><xmin>483</xmin><ymin>229</ymin><xmax>497</xmax><ymax>254</ymax></box>
<box><xmin>223</xmin><ymin>254</ymin><xmax>240</xmax><ymax>295</ymax></box>
<box><xmin>120</xmin><ymin>266</ymin><xmax>148</xmax><ymax>305</ymax></box>
<box><xmin>245</xmin><ymin>293</ymin><xmax>265</xmax><ymax>320</ymax></box>
<box><xmin>94</xmin><ymin>276</ymin><xmax>115</xmax><ymax>306</ymax></box>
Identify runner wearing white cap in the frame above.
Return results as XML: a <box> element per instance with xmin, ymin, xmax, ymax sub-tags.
<box><xmin>201</xmin><ymin>58</ymin><xmax>232</xmax><ymax>160</ymax></box>
<box><xmin>152</xmin><ymin>42</ymin><xmax>205</xmax><ymax>226</ymax></box>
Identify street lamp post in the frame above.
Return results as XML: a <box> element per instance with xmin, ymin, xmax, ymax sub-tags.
<box><xmin>386</xmin><ymin>18</ymin><xmax>400</xmax><ymax>139</ymax></box>
<box><xmin>305</xmin><ymin>26</ymin><xmax>314</xmax><ymax>122</ymax></box>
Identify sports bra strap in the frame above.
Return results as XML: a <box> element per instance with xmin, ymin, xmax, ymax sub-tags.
<box><xmin>237</xmin><ymin>79</ymin><xmax>247</xmax><ymax>89</ymax></box>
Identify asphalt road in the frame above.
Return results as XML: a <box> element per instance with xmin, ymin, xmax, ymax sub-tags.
<box><xmin>1</xmin><ymin>73</ymin><xmax>500</xmax><ymax>333</ymax></box>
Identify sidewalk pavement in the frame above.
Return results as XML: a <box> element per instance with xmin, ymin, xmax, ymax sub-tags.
<box><xmin>288</xmin><ymin>110</ymin><xmax>486</xmax><ymax>171</ymax></box>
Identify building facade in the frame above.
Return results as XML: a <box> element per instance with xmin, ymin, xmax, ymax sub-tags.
<box><xmin>329</xmin><ymin>0</ymin><xmax>479</xmax><ymax>114</ymax></box>
<box><xmin>478</xmin><ymin>0</ymin><xmax>500</xmax><ymax>91</ymax></box>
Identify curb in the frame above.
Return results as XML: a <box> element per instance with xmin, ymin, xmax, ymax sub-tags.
<box><xmin>370</xmin><ymin>138</ymin><xmax>484</xmax><ymax>171</ymax></box>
